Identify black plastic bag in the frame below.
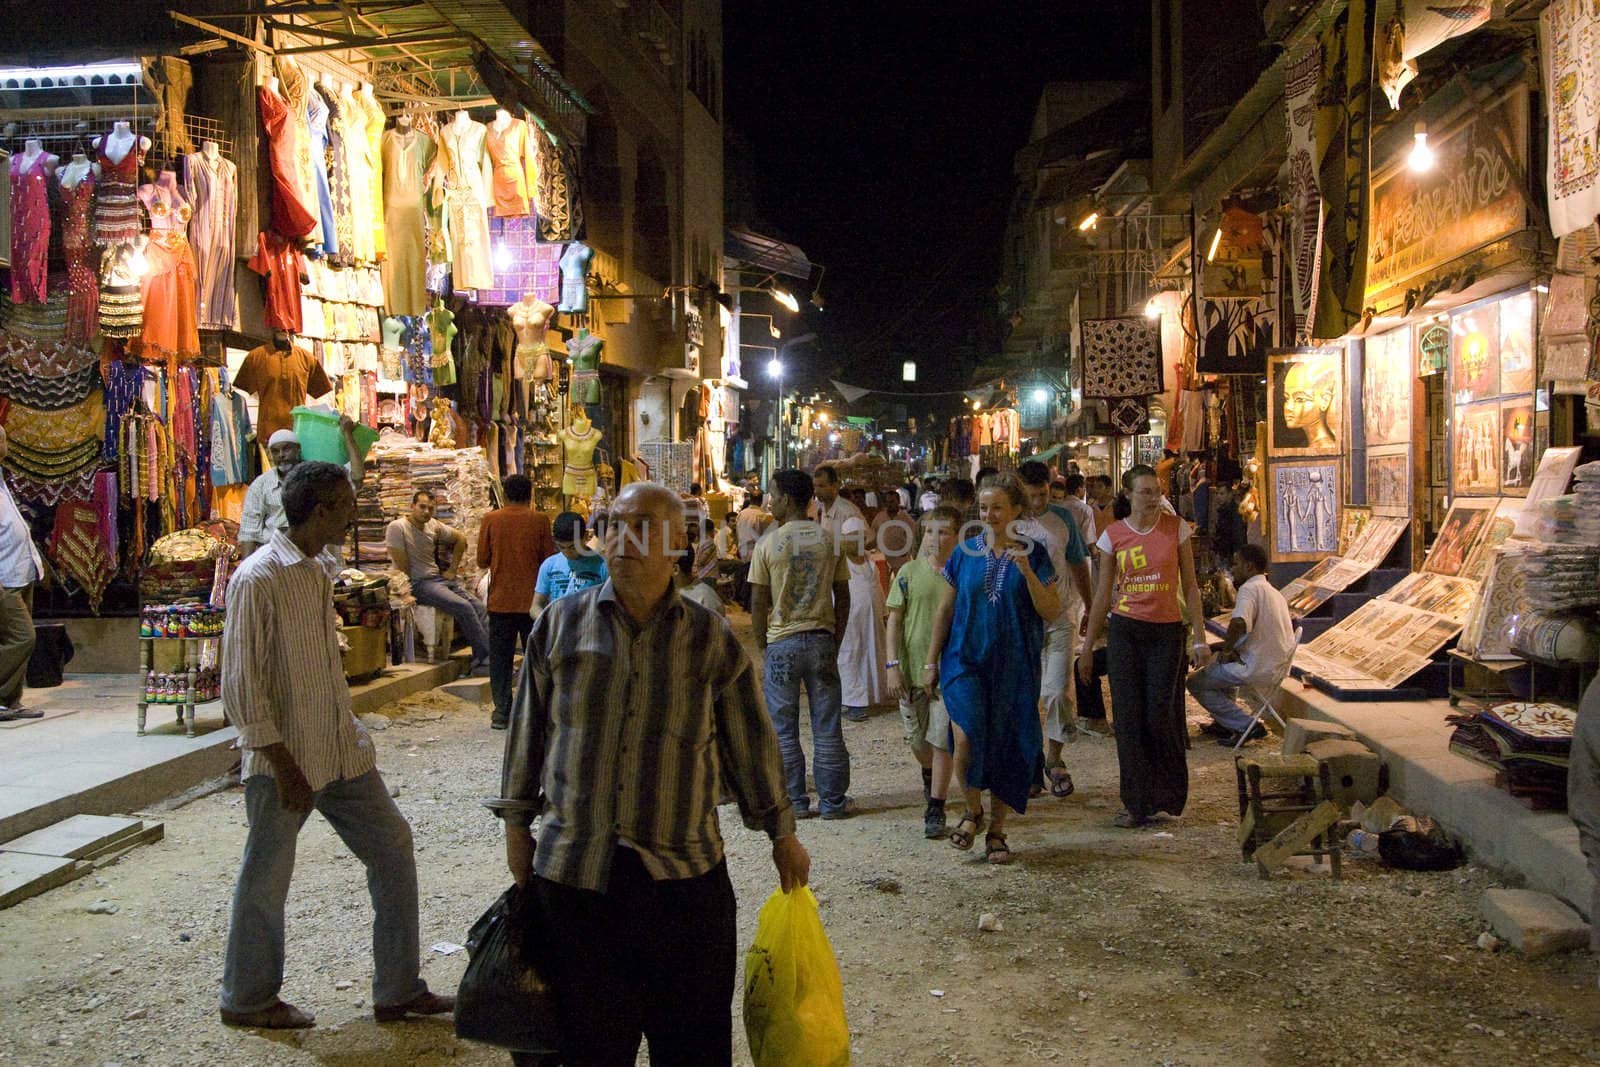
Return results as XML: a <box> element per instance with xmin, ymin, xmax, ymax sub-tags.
<box><xmin>1378</xmin><ymin>816</ymin><xmax>1465</xmax><ymax>871</ymax></box>
<box><xmin>455</xmin><ymin>884</ymin><xmax>561</xmax><ymax>1054</ymax></box>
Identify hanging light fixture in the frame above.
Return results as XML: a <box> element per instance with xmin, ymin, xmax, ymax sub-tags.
<box><xmin>1408</xmin><ymin>121</ymin><xmax>1435</xmax><ymax>173</ymax></box>
<box><xmin>770</xmin><ymin>287</ymin><xmax>800</xmax><ymax>313</ymax></box>
<box><xmin>1145</xmin><ymin>297</ymin><xmax>1161</xmax><ymax>319</ymax></box>
<box><xmin>1206</xmin><ymin>227</ymin><xmax>1223</xmax><ymax>263</ymax></box>
<box><xmin>1077</xmin><ymin>211</ymin><xmax>1099</xmax><ymax>231</ymax></box>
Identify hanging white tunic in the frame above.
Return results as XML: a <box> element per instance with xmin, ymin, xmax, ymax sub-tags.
<box><xmin>838</xmin><ymin>553</ymin><xmax>889</xmax><ymax>708</ymax></box>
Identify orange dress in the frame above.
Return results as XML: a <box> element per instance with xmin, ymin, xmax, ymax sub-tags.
<box><xmin>137</xmin><ymin>183</ymin><xmax>201</xmax><ymax>364</ymax></box>
<box><xmin>484</xmin><ymin>117</ymin><xmax>536</xmax><ymax>218</ymax></box>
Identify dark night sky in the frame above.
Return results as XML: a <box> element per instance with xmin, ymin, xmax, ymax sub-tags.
<box><xmin>723</xmin><ymin>2</ymin><xmax>1151</xmax><ymax>414</ymax></box>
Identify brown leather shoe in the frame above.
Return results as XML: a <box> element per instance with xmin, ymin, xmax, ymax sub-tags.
<box><xmin>374</xmin><ymin>989</ymin><xmax>455</xmax><ymax>1023</ymax></box>
<box><xmin>219</xmin><ymin>1000</ymin><xmax>315</xmax><ymax>1029</ymax></box>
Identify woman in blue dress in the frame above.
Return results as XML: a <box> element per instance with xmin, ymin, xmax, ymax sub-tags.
<box><xmin>923</xmin><ymin>472</ymin><xmax>1059</xmax><ymax>863</ymax></box>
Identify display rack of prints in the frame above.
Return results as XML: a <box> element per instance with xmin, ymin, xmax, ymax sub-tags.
<box><xmin>1513</xmin><ymin>446</ymin><xmax>1582</xmax><ymax>537</ymax></box>
<box><xmin>1278</xmin><ymin>514</ymin><xmax>1410</xmax><ymax>618</ymax></box>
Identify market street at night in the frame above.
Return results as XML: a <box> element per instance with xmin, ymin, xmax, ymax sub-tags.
<box><xmin>4</xmin><ymin>2</ymin><xmax>1600</xmax><ymax>1065</ymax></box>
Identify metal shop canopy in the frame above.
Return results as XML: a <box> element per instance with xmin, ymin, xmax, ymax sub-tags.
<box><xmin>169</xmin><ymin>0</ymin><xmax>591</xmax><ymax>143</ymax></box>
<box><xmin>725</xmin><ymin>227</ymin><xmax>813</xmax><ymax>281</ymax></box>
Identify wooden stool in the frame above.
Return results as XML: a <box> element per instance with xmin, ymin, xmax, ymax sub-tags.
<box><xmin>1235</xmin><ymin>753</ymin><xmax>1342</xmax><ymax>881</ymax></box>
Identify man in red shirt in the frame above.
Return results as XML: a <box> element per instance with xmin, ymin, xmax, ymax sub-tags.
<box><xmin>477</xmin><ymin>475</ymin><xmax>556</xmax><ymax>730</ymax></box>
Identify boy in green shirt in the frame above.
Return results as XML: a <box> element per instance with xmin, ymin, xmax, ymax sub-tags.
<box><xmin>886</xmin><ymin>506</ymin><xmax>963</xmax><ymax>839</ymax></box>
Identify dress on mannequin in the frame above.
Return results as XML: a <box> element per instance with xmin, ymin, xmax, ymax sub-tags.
<box><xmin>567</xmin><ymin>328</ymin><xmax>603</xmax><ymax>404</ymax></box>
<box><xmin>437</xmin><ymin>112</ymin><xmax>494</xmax><ymax>290</ymax></box>
<box><xmin>137</xmin><ymin>176</ymin><xmax>200</xmax><ymax>364</ymax></box>
<box><xmin>508</xmin><ymin>294</ymin><xmax>554</xmax><ymax>381</ymax></box>
<box><xmin>484</xmin><ymin>111</ymin><xmax>536</xmax><ymax>217</ymax></box>
<box><xmin>183</xmin><ymin>145</ymin><xmax>238</xmax><ymax>329</ymax></box>
<box><xmin>559</xmin><ymin>416</ymin><xmax>602</xmax><ymax>499</ymax></box>
<box><xmin>93</xmin><ymin>126</ymin><xmax>145</xmax><ymax>245</ymax></box>
<box><xmin>60</xmin><ymin>157</ymin><xmax>97</xmax><ymax>341</ymax></box>
<box><xmin>9</xmin><ymin>146</ymin><xmax>55</xmax><ymax>304</ymax></box>
<box><xmin>98</xmin><ymin>239</ymin><xmax>145</xmax><ymax>338</ymax></box>
<box><xmin>380</xmin><ymin>124</ymin><xmax>433</xmax><ymax>315</ymax></box>
<box><xmin>557</xmin><ymin>241</ymin><xmax>592</xmax><ymax>313</ymax></box>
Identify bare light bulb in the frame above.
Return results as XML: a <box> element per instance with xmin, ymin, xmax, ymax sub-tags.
<box><xmin>1408</xmin><ymin>122</ymin><xmax>1435</xmax><ymax>174</ymax></box>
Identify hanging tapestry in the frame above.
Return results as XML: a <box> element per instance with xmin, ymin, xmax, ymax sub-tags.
<box><xmin>1284</xmin><ymin>44</ymin><xmax>1323</xmax><ymax>340</ymax></box>
<box><xmin>1107</xmin><ymin>396</ymin><xmax>1150</xmax><ymax>436</ymax></box>
<box><xmin>1201</xmin><ymin>205</ymin><xmax>1267</xmax><ymax>300</ymax></box>
<box><xmin>1080</xmin><ymin>317</ymin><xmax>1162</xmax><ymax>399</ymax></box>
<box><xmin>46</xmin><ymin>470</ymin><xmax>118</xmax><ymax>613</ymax></box>
<box><xmin>1380</xmin><ymin>1</ymin><xmax>1491</xmax><ymax>110</ymax></box>
<box><xmin>1312</xmin><ymin>0</ymin><xmax>1376</xmax><ymax>341</ymax></box>
<box><xmin>1542</xmin><ymin>1</ymin><xmax>1600</xmax><ymax>238</ymax></box>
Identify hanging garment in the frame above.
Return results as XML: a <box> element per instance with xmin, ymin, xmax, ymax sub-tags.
<box><xmin>8</xmin><ymin>152</ymin><xmax>51</xmax><ymax>304</ymax></box>
<box><xmin>305</xmin><ymin>83</ymin><xmax>338</xmax><ymax>257</ymax></box>
<box><xmin>558</xmin><ymin>241</ymin><xmax>592</xmax><ymax>313</ymax></box>
<box><xmin>485</xmin><ymin>116</ymin><xmax>536</xmax><ymax>217</ymax></box>
<box><xmin>137</xmin><ymin>182</ymin><xmax>201</xmax><ymax>364</ymax></box>
<box><xmin>61</xmin><ymin>169</ymin><xmax>97</xmax><ymax>342</ymax></box>
<box><xmin>246</xmin><ymin>232</ymin><xmax>305</xmax><ymax>333</ymax></box>
<box><xmin>183</xmin><ymin>151</ymin><xmax>239</xmax><ymax>329</ymax></box>
<box><xmin>323</xmin><ymin>85</ymin><xmax>357</xmax><ymax>265</ymax></box>
<box><xmin>257</xmin><ymin>85</ymin><xmax>316</xmax><ymax>240</ymax></box>
<box><xmin>338</xmin><ymin>85</ymin><xmax>375</xmax><ymax>264</ymax></box>
<box><xmin>361</xmin><ymin>89</ymin><xmax>387</xmax><ymax>258</ymax></box>
<box><xmin>98</xmin><ymin>241</ymin><xmax>145</xmax><ymax>338</ymax></box>
<box><xmin>46</xmin><ymin>469</ymin><xmax>119</xmax><ymax>613</ymax></box>
<box><xmin>232</xmin><ymin>343</ymin><xmax>333</xmax><ymax>441</ymax></box>
<box><xmin>93</xmin><ymin>137</ymin><xmax>144</xmax><ymax>245</ymax></box>
<box><xmin>567</xmin><ymin>331</ymin><xmax>602</xmax><ymax>404</ymax></box>
<box><xmin>209</xmin><ymin>387</ymin><xmax>252</xmax><ymax>486</ymax></box>
<box><xmin>437</xmin><ymin>117</ymin><xmax>495</xmax><ymax>290</ymax></box>
<box><xmin>381</xmin><ymin>127</ymin><xmax>433</xmax><ymax>315</ymax></box>
<box><xmin>535</xmin><ymin>124</ymin><xmax>579</xmax><ymax>241</ymax></box>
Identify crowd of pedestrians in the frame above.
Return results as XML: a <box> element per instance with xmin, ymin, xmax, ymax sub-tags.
<box><xmin>216</xmin><ymin>449</ymin><xmax>1302</xmax><ymax>1063</ymax></box>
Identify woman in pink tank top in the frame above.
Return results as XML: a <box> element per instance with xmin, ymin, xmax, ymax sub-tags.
<box><xmin>1078</xmin><ymin>465</ymin><xmax>1209</xmax><ymax>828</ymax></box>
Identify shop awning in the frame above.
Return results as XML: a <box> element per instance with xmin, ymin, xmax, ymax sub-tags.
<box><xmin>1031</xmin><ymin>444</ymin><xmax>1064</xmax><ymax>462</ymax></box>
<box><xmin>725</xmin><ymin>228</ymin><xmax>813</xmax><ymax>281</ymax></box>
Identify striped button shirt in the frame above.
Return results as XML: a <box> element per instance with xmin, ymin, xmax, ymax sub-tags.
<box><xmin>493</xmin><ymin>580</ymin><xmax>796</xmax><ymax>891</ymax></box>
<box><xmin>222</xmin><ymin>531</ymin><xmax>375</xmax><ymax>791</ymax></box>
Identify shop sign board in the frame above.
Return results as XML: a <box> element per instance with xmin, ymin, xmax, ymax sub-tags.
<box><xmin>1365</xmin><ymin>85</ymin><xmax>1528</xmax><ymax>298</ymax></box>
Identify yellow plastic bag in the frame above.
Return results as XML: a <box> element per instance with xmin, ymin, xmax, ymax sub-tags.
<box><xmin>743</xmin><ymin>886</ymin><xmax>850</xmax><ymax>1067</ymax></box>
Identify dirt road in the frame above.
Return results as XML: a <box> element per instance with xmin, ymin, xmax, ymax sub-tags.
<box><xmin>2</xmin><ymin>613</ymin><xmax>1598</xmax><ymax>1065</ymax></box>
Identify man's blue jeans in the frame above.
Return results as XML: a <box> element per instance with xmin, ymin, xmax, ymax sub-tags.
<box><xmin>413</xmin><ymin>576</ymin><xmax>491</xmax><ymax>662</ymax></box>
<box><xmin>763</xmin><ymin>631</ymin><xmax>850</xmax><ymax>815</ymax></box>
<box><xmin>1185</xmin><ymin>659</ymin><xmax>1256</xmax><ymax>733</ymax></box>
<box><xmin>219</xmin><ymin>770</ymin><xmax>426</xmax><ymax>1013</ymax></box>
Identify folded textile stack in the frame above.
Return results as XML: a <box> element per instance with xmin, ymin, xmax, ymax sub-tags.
<box><xmin>1517</xmin><ymin>543</ymin><xmax>1600</xmax><ymax>610</ymax></box>
<box><xmin>1447</xmin><ymin>702</ymin><xmax>1576</xmax><ymax>809</ymax></box>
<box><xmin>1572</xmin><ymin>460</ymin><xmax>1600</xmax><ymax>544</ymax></box>
<box><xmin>445</xmin><ymin>447</ymin><xmax>495</xmax><ymax>582</ymax></box>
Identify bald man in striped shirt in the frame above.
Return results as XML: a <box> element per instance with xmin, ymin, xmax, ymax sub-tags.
<box><xmin>218</xmin><ymin>462</ymin><xmax>453</xmax><ymax>1030</ymax></box>
<box><xmin>493</xmin><ymin>481</ymin><xmax>809</xmax><ymax>1066</ymax></box>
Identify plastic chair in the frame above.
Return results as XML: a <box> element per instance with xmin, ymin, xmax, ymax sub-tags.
<box><xmin>1232</xmin><ymin>626</ymin><xmax>1302</xmax><ymax>752</ymax></box>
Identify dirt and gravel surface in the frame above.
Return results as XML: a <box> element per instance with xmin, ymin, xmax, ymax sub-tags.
<box><xmin>2</xmin><ymin>611</ymin><xmax>1599</xmax><ymax>1066</ymax></box>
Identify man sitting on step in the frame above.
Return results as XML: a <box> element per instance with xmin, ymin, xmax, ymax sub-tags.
<box><xmin>1186</xmin><ymin>544</ymin><xmax>1294</xmax><ymax>747</ymax></box>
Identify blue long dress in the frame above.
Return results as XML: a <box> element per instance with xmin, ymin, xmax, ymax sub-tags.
<box><xmin>940</xmin><ymin>535</ymin><xmax>1056</xmax><ymax>814</ymax></box>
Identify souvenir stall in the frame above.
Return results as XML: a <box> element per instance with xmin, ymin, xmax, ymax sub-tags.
<box><xmin>940</xmin><ymin>390</ymin><xmax>1023</xmax><ymax>477</ymax></box>
<box><xmin>0</xmin><ymin>29</ymin><xmax>591</xmax><ymax>699</ymax></box>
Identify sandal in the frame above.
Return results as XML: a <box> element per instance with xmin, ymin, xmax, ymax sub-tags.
<box><xmin>949</xmin><ymin>807</ymin><xmax>984</xmax><ymax>851</ymax></box>
<box><xmin>1046</xmin><ymin>761</ymin><xmax>1074</xmax><ymax>799</ymax></box>
<box><xmin>985</xmin><ymin>831</ymin><xmax>1013</xmax><ymax>865</ymax></box>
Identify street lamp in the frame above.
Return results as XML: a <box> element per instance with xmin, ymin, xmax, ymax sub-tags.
<box><xmin>768</xmin><ymin>356</ymin><xmax>785</xmax><ymax>470</ymax></box>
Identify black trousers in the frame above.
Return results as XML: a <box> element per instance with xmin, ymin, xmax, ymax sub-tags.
<box><xmin>488</xmin><ymin>612</ymin><xmax>534</xmax><ymax>724</ymax></box>
<box><xmin>1075</xmin><ymin>645</ymin><xmax>1109</xmax><ymax>720</ymax></box>
<box><xmin>518</xmin><ymin>849</ymin><xmax>737</xmax><ymax>1067</ymax></box>
<box><xmin>1106</xmin><ymin>615</ymin><xmax>1189</xmax><ymax>819</ymax></box>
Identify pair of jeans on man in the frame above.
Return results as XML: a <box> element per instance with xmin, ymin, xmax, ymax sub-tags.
<box><xmin>413</xmin><ymin>576</ymin><xmax>490</xmax><ymax>664</ymax></box>
<box><xmin>763</xmin><ymin>630</ymin><xmax>850</xmax><ymax>817</ymax></box>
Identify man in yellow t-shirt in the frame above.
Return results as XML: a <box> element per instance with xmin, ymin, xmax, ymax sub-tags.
<box><xmin>749</xmin><ymin>469</ymin><xmax>852</xmax><ymax>820</ymax></box>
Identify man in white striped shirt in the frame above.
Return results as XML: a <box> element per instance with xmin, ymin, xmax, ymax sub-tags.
<box><xmin>494</xmin><ymin>481</ymin><xmax>808</xmax><ymax>1065</ymax></box>
<box><xmin>218</xmin><ymin>461</ymin><xmax>453</xmax><ymax>1030</ymax></box>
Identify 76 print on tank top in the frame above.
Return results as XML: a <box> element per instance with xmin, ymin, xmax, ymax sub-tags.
<box><xmin>1106</xmin><ymin>513</ymin><xmax>1183</xmax><ymax>624</ymax></box>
